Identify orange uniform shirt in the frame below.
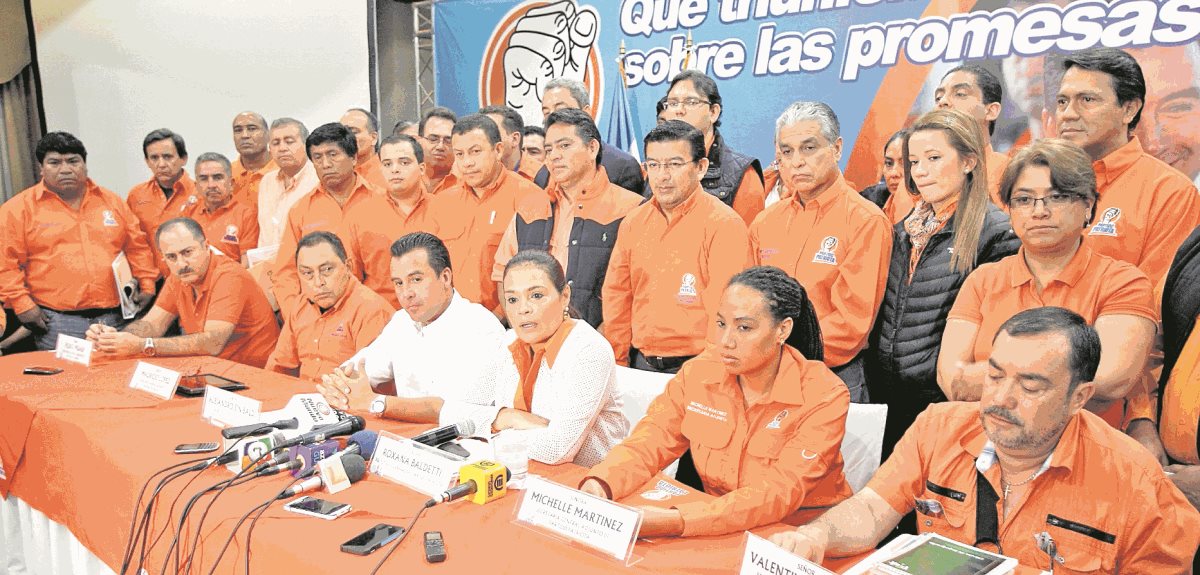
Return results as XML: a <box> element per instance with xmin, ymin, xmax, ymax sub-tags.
<box><xmin>869</xmin><ymin>402</ymin><xmax>1200</xmax><ymax>572</ymax></box>
<box><xmin>343</xmin><ymin>192</ymin><xmax>435</xmax><ymax>308</ymax></box>
<box><xmin>517</xmin><ymin>154</ymin><xmax>540</xmax><ymax>181</ymax></box>
<box><xmin>156</xmin><ymin>253</ymin><xmax>280</xmax><ymax>368</ymax></box>
<box><xmin>0</xmin><ymin>180</ymin><xmax>158</xmax><ymax>314</ymax></box>
<box><xmin>230</xmin><ymin>157</ymin><xmax>276</xmax><ymax>209</ymax></box>
<box><xmin>267</xmin><ymin>277</ymin><xmax>393</xmax><ymax>381</ymax></box>
<box><xmin>193</xmin><ymin>200</ymin><xmax>259</xmax><ymax>264</ymax></box>
<box><xmin>1161</xmin><ymin>312</ymin><xmax>1200</xmax><ymax>464</ymax></box>
<box><xmin>585</xmin><ymin>346</ymin><xmax>852</xmax><ymax>536</ymax></box>
<box><xmin>949</xmin><ymin>245</ymin><xmax>1156</xmax><ymax>428</ymax></box>
<box><xmin>1084</xmin><ymin>137</ymin><xmax>1200</xmax><ymax>282</ymax></box>
<box><xmin>427</xmin><ymin>169</ymin><xmax>544</xmax><ymax>312</ymax></box>
<box><xmin>272</xmin><ymin>176</ymin><xmax>378</xmax><ymax>317</ymax></box>
<box><xmin>602</xmin><ymin>189</ymin><xmax>749</xmax><ymax>364</ymax></box>
<box><xmin>126</xmin><ymin>172</ymin><xmax>200</xmax><ymax>278</ymax></box>
<box><xmin>985</xmin><ymin>149</ymin><xmax>1010</xmax><ymax>206</ymax></box>
<box><xmin>730</xmin><ymin>166</ymin><xmax>766</xmax><ymax>226</ymax></box>
<box><xmin>750</xmin><ymin>175</ymin><xmax>893</xmax><ymax>368</ymax></box>
<box><xmin>355</xmin><ymin>154</ymin><xmax>388</xmax><ymax>191</ymax></box>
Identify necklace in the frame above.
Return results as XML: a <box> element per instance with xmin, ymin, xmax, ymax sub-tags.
<box><xmin>1001</xmin><ymin>468</ymin><xmax>1040</xmax><ymax>499</ymax></box>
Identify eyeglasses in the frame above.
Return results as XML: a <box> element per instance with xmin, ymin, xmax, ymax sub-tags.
<box><xmin>423</xmin><ymin>135</ymin><xmax>452</xmax><ymax>147</ymax></box>
<box><xmin>1009</xmin><ymin>192</ymin><xmax>1084</xmax><ymax>211</ymax></box>
<box><xmin>663</xmin><ymin>98</ymin><xmax>711</xmax><ymax>110</ymax></box>
<box><xmin>643</xmin><ymin>159</ymin><xmax>696</xmax><ymax>173</ymax></box>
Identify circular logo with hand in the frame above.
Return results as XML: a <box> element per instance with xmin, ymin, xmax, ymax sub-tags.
<box><xmin>480</xmin><ymin>0</ymin><xmax>603</xmax><ymax>127</ymax></box>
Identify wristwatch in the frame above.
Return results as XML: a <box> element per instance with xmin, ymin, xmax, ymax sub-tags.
<box><xmin>142</xmin><ymin>337</ymin><xmax>157</xmax><ymax>357</ymax></box>
<box><xmin>369</xmin><ymin>395</ymin><xmax>387</xmax><ymax>416</ymax></box>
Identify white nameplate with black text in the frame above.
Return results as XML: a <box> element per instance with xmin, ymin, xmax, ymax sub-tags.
<box><xmin>128</xmin><ymin>362</ymin><xmax>180</xmax><ymax>400</ymax></box>
<box><xmin>54</xmin><ymin>334</ymin><xmax>92</xmax><ymax>366</ymax></box>
<box><xmin>369</xmin><ymin>431</ymin><xmax>461</xmax><ymax>497</ymax></box>
<box><xmin>202</xmin><ymin>384</ymin><xmax>261</xmax><ymax>427</ymax></box>
<box><xmin>514</xmin><ymin>476</ymin><xmax>643</xmax><ymax>562</ymax></box>
<box><xmin>740</xmin><ymin>532</ymin><xmax>835</xmax><ymax>575</ymax></box>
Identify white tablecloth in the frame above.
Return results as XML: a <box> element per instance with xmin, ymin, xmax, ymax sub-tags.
<box><xmin>0</xmin><ymin>495</ymin><xmax>116</xmax><ymax>575</ymax></box>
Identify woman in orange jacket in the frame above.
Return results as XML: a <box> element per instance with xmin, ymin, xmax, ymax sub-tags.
<box><xmin>579</xmin><ymin>266</ymin><xmax>853</xmax><ymax>537</ymax></box>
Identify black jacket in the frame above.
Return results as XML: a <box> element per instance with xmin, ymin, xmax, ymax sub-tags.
<box><xmin>867</xmin><ymin>204</ymin><xmax>1020</xmax><ymax>406</ymax></box>
<box><xmin>1159</xmin><ymin>224</ymin><xmax>1200</xmax><ymax>463</ymax></box>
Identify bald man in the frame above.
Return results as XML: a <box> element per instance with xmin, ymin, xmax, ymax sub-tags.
<box><xmin>230</xmin><ymin>111</ymin><xmax>275</xmax><ymax>208</ymax></box>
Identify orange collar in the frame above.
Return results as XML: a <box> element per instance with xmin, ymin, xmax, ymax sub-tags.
<box><xmin>1010</xmin><ymin>244</ymin><xmax>1092</xmax><ymax>288</ymax></box>
<box><xmin>1092</xmin><ymin>137</ymin><xmax>1143</xmax><ymax>191</ymax></box>
<box><xmin>510</xmin><ymin>319</ymin><xmax>577</xmax><ymax>411</ymax></box>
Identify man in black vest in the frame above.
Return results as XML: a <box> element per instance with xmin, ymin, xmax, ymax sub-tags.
<box><xmin>535</xmin><ymin>77</ymin><xmax>646</xmax><ymax>195</ymax></box>
<box><xmin>1159</xmin><ymin>224</ymin><xmax>1200</xmax><ymax>512</ymax></box>
<box><xmin>664</xmin><ymin>70</ymin><xmax>765</xmax><ymax>225</ymax></box>
<box><xmin>492</xmin><ymin>109</ymin><xmax>643</xmax><ymax>327</ymax></box>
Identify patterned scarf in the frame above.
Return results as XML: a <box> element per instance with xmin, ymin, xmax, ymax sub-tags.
<box><xmin>903</xmin><ymin>199</ymin><xmax>957</xmax><ymax>280</ymax></box>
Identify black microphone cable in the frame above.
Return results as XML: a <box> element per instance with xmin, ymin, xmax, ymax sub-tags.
<box><xmin>368</xmin><ymin>499</ymin><xmax>436</xmax><ymax>575</ymax></box>
<box><xmin>203</xmin><ymin>474</ymin><xmax>307</xmax><ymax>575</ymax></box>
<box><xmin>175</xmin><ymin>448</ymin><xmax>279</xmax><ymax>575</ymax></box>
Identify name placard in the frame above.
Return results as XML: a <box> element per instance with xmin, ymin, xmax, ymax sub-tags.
<box><xmin>202</xmin><ymin>385</ymin><xmax>261</xmax><ymax>427</ymax></box>
<box><xmin>740</xmin><ymin>533</ymin><xmax>834</xmax><ymax>575</ymax></box>
<box><xmin>128</xmin><ymin>361</ymin><xmax>180</xmax><ymax>400</ymax></box>
<box><xmin>514</xmin><ymin>476</ymin><xmax>643</xmax><ymax>562</ymax></box>
<box><xmin>54</xmin><ymin>334</ymin><xmax>92</xmax><ymax>366</ymax></box>
<box><xmin>369</xmin><ymin>431</ymin><xmax>461</xmax><ymax>497</ymax></box>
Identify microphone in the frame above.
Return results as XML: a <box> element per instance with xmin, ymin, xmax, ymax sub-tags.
<box><xmin>290</xmin><ymin>431</ymin><xmax>380</xmax><ymax>479</ymax></box>
<box><xmin>275</xmin><ymin>415</ymin><xmax>366</xmax><ymax>450</ymax></box>
<box><xmin>277</xmin><ymin>454</ymin><xmax>367</xmax><ymax>499</ymax></box>
<box><xmin>430</xmin><ymin>460</ymin><xmax>509</xmax><ymax>506</ymax></box>
<box><xmin>184</xmin><ymin>431</ymin><xmax>286</xmax><ymax>472</ymax></box>
<box><xmin>412</xmin><ymin>421</ymin><xmax>475</xmax><ymax>447</ymax></box>
<box><xmin>220</xmin><ymin>418</ymin><xmax>299</xmax><ymax>439</ymax></box>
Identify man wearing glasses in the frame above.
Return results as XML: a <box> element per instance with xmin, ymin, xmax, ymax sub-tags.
<box><xmin>749</xmin><ymin>101</ymin><xmax>892</xmax><ymax>403</ymax></box>
<box><xmin>602</xmin><ymin>120</ymin><xmax>749</xmax><ymax>372</ymax></box>
<box><xmin>418</xmin><ymin>107</ymin><xmax>459</xmax><ymax>194</ymax></box>
<box><xmin>267</xmin><ymin>231</ymin><xmax>393</xmax><ymax>381</ymax></box>
<box><xmin>663</xmin><ymin>70</ymin><xmax>765</xmax><ymax>225</ymax></box>
<box><xmin>771</xmin><ymin>307</ymin><xmax>1199</xmax><ymax>572</ymax></box>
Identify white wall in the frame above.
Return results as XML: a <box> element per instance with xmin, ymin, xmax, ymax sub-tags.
<box><xmin>32</xmin><ymin>0</ymin><xmax>370</xmax><ymax>194</ymax></box>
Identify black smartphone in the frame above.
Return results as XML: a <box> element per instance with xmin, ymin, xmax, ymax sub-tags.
<box><xmin>340</xmin><ymin>523</ymin><xmax>405</xmax><ymax>556</ymax></box>
<box><xmin>424</xmin><ymin>531</ymin><xmax>446</xmax><ymax>563</ymax></box>
<box><xmin>174</xmin><ymin>442</ymin><xmax>219</xmax><ymax>454</ymax></box>
<box><xmin>175</xmin><ymin>374</ymin><xmax>248</xmax><ymax>397</ymax></box>
<box><xmin>23</xmin><ymin>366</ymin><xmax>63</xmax><ymax>376</ymax></box>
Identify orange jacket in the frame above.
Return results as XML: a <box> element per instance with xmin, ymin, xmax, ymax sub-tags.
<box><xmin>126</xmin><ymin>172</ymin><xmax>199</xmax><ymax>278</ymax></box>
<box><xmin>585</xmin><ymin>346</ymin><xmax>852</xmax><ymax>536</ymax></box>
<box><xmin>0</xmin><ymin>180</ymin><xmax>158</xmax><ymax>314</ymax></box>
<box><xmin>267</xmin><ymin>277</ymin><xmax>393</xmax><ymax>381</ymax></box>
<box><xmin>751</xmin><ymin>175</ymin><xmax>892</xmax><ymax>368</ymax></box>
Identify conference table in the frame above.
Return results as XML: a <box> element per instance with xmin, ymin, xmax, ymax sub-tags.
<box><xmin>0</xmin><ymin>352</ymin><xmax>880</xmax><ymax>574</ymax></box>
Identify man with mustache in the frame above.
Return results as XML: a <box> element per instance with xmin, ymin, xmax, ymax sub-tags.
<box><xmin>85</xmin><ymin>217</ymin><xmax>279</xmax><ymax>367</ymax></box>
<box><xmin>190</xmin><ymin>153</ymin><xmax>259</xmax><ymax>265</ymax></box>
<box><xmin>127</xmin><ymin>129</ymin><xmax>199</xmax><ymax>280</ymax></box>
<box><xmin>770</xmin><ymin>307</ymin><xmax>1200</xmax><ymax>572</ymax></box>
<box><xmin>418</xmin><ymin>107</ymin><xmax>458</xmax><ymax>194</ymax></box>
<box><xmin>266</xmin><ymin>231</ymin><xmax>392</xmax><ymax>381</ymax></box>
<box><xmin>229</xmin><ymin>111</ymin><xmax>274</xmax><ymax>209</ymax></box>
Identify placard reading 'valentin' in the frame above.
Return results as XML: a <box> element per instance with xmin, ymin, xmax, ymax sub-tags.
<box><xmin>740</xmin><ymin>532</ymin><xmax>835</xmax><ymax>575</ymax></box>
<box><xmin>514</xmin><ymin>476</ymin><xmax>642</xmax><ymax>562</ymax></box>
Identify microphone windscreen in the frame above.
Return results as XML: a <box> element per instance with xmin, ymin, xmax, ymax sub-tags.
<box><xmin>456</xmin><ymin>420</ymin><xmax>476</xmax><ymax>438</ymax></box>
<box><xmin>342</xmin><ymin>454</ymin><xmax>368</xmax><ymax>483</ymax></box>
<box><xmin>348</xmin><ymin>430</ymin><xmax>379</xmax><ymax>460</ymax></box>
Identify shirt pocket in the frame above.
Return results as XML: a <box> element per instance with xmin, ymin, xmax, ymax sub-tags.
<box><xmin>1042</xmin><ymin>514</ymin><xmax>1117</xmax><ymax>574</ymax></box>
<box><xmin>914</xmin><ymin>480</ymin><xmax>970</xmax><ymax>538</ymax></box>
<box><xmin>680</xmin><ymin>405</ymin><xmax>733</xmax><ymax>485</ymax></box>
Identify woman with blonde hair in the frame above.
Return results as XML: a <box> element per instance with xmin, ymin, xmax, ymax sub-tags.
<box><xmin>867</xmin><ymin>108</ymin><xmax>1019</xmax><ymax>457</ymax></box>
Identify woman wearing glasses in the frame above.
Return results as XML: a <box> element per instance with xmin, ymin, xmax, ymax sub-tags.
<box><xmin>939</xmin><ymin>138</ymin><xmax>1157</xmax><ymax>429</ymax></box>
<box><xmin>867</xmin><ymin>109</ymin><xmax>1019</xmax><ymax>458</ymax></box>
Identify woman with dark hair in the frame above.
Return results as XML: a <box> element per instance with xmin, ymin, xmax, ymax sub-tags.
<box><xmin>867</xmin><ymin>109</ymin><xmax>1020</xmax><ymax>458</ymax></box>
<box><xmin>579</xmin><ymin>266</ymin><xmax>852</xmax><ymax>537</ymax></box>
<box><xmin>859</xmin><ymin>129</ymin><xmax>916</xmax><ymax>224</ymax></box>
<box><xmin>444</xmin><ymin>250</ymin><xmax>628</xmax><ymax>466</ymax></box>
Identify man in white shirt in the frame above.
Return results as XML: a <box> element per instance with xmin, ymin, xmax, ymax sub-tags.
<box><xmin>257</xmin><ymin>118</ymin><xmax>319</xmax><ymax>248</ymax></box>
<box><xmin>316</xmin><ymin>232</ymin><xmax>504</xmax><ymax>422</ymax></box>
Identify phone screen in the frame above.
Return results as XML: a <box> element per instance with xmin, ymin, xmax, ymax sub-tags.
<box><xmin>344</xmin><ymin>524</ymin><xmax>404</xmax><ymax>548</ymax></box>
<box><xmin>285</xmin><ymin>497</ymin><xmax>349</xmax><ymax>516</ymax></box>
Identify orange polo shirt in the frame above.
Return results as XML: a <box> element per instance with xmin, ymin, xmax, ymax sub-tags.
<box><xmin>491</xmin><ymin>166</ymin><xmax>643</xmax><ymax>282</ymax></box>
<box><xmin>602</xmin><ymin>189</ymin><xmax>749</xmax><ymax>364</ymax></box>
<box><xmin>517</xmin><ymin>154</ymin><xmax>541</xmax><ymax>181</ymax></box>
<box><xmin>272</xmin><ymin>176</ymin><xmax>378</xmax><ymax>317</ymax></box>
<box><xmin>355</xmin><ymin>154</ymin><xmax>388</xmax><ymax>191</ymax></box>
<box><xmin>267</xmin><ymin>276</ymin><xmax>393</xmax><ymax>381</ymax></box>
<box><xmin>869</xmin><ymin>402</ymin><xmax>1200</xmax><ymax>572</ymax></box>
<box><xmin>156</xmin><ymin>253</ymin><xmax>280</xmax><ymax>368</ymax></box>
<box><xmin>949</xmin><ymin>245</ymin><xmax>1156</xmax><ymax>427</ymax></box>
<box><xmin>585</xmin><ymin>346</ymin><xmax>852</xmax><ymax>536</ymax></box>
<box><xmin>0</xmin><ymin>180</ymin><xmax>158</xmax><ymax>314</ymax></box>
<box><xmin>985</xmin><ymin>149</ymin><xmax>1010</xmax><ymax>206</ymax></box>
<box><xmin>1085</xmin><ymin>137</ymin><xmax>1200</xmax><ymax>282</ymax></box>
<box><xmin>231</xmin><ymin>157</ymin><xmax>276</xmax><ymax>209</ymax></box>
<box><xmin>427</xmin><ymin>169</ymin><xmax>545</xmax><ymax>312</ymax></box>
<box><xmin>126</xmin><ymin>172</ymin><xmax>199</xmax><ymax>278</ymax></box>
<box><xmin>427</xmin><ymin>169</ymin><xmax>459</xmax><ymax>195</ymax></box>
<box><xmin>343</xmin><ymin>191</ymin><xmax>435</xmax><ymax>308</ymax></box>
<box><xmin>193</xmin><ymin>200</ymin><xmax>259</xmax><ymax>264</ymax></box>
<box><xmin>750</xmin><ymin>175</ymin><xmax>892</xmax><ymax>368</ymax></box>
<box><xmin>1161</xmin><ymin>313</ymin><xmax>1200</xmax><ymax>465</ymax></box>
<box><xmin>730</xmin><ymin>166</ymin><xmax>766</xmax><ymax>226</ymax></box>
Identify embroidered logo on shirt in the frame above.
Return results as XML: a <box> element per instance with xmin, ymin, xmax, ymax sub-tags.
<box><xmin>676</xmin><ymin>273</ymin><xmax>698</xmax><ymax>305</ymax></box>
<box><xmin>223</xmin><ymin>225</ymin><xmax>240</xmax><ymax>244</ymax></box>
<box><xmin>330</xmin><ymin>322</ymin><xmax>347</xmax><ymax>338</ymax></box>
<box><xmin>812</xmin><ymin>236</ymin><xmax>839</xmax><ymax>265</ymax></box>
<box><xmin>102</xmin><ymin>210</ymin><xmax>118</xmax><ymax>227</ymax></box>
<box><xmin>765</xmin><ymin>409</ymin><xmax>790</xmax><ymax>429</ymax></box>
<box><xmin>184</xmin><ymin>195</ymin><xmax>198</xmax><ymax>211</ymax></box>
<box><xmin>639</xmin><ymin>481</ymin><xmax>688</xmax><ymax>501</ymax></box>
<box><xmin>1088</xmin><ymin>207</ymin><xmax>1121</xmax><ymax>237</ymax></box>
